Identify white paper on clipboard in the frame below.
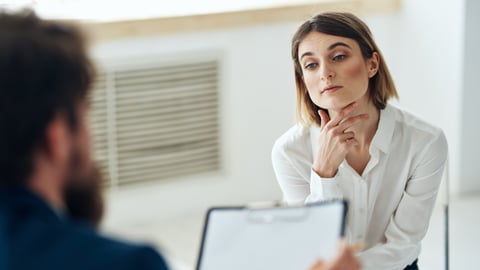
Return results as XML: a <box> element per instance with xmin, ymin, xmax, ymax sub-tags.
<box><xmin>196</xmin><ymin>200</ymin><xmax>347</xmax><ymax>270</ymax></box>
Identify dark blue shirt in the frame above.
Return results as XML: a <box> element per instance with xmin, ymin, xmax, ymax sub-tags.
<box><xmin>0</xmin><ymin>188</ymin><xmax>169</xmax><ymax>270</ymax></box>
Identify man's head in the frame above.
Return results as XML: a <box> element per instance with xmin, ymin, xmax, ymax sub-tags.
<box><xmin>0</xmin><ymin>10</ymin><xmax>103</xmax><ymax>225</ymax></box>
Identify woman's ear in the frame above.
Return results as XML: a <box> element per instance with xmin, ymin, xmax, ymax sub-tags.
<box><xmin>368</xmin><ymin>51</ymin><xmax>380</xmax><ymax>78</ymax></box>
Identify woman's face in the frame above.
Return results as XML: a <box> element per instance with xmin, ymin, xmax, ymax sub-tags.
<box><xmin>298</xmin><ymin>31</ymin><xmax>378</xmax><ymax>110</ymax></box>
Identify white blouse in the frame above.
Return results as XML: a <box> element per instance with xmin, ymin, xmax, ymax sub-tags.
<box><xmin>272</xmin><ymin>104</ymin><xmax>448</xmax><ymax>270</ymax></box>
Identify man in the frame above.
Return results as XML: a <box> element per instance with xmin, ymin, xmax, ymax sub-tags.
<box><xmin>0</xmin><ymin>9</ymin><xmax>359</xmax><ymax>270</ymax></box>
<box><xmin>0</xmin><ymin>10</ymin><xmax>168</xmax><ymax>270</ymax></box>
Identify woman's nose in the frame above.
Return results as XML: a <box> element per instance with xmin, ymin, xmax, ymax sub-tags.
<box><xmin>319</xmin><ymin>62</ymin><xmax>335</xmax><ymax>80</ymax></box>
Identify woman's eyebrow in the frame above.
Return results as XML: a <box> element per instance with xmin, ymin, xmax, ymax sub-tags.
<box><xmin>328</xmin><ymin>42</ymin><xmax>352</xmax><ymax>50</ymax></box>
<box><xmin>300</xmin><ymin>41</ymin><xmax>352</xmax><ymax>60</ymax></box>
<box><xmin>300</xmin><ymin>51</ymin><xmax>314</xmax><ymax>60</ymax></box>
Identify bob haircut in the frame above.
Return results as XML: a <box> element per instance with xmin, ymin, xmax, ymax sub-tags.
<box><xmin>291</xmin><ymin>12</ymin><xmax>398</xmax><ymax>127</ymax></box>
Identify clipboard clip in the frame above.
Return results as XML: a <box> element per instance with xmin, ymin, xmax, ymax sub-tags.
<box><xmin>245</xmin><ymin>201</ymin><xmax>310</xmax><ymax>224</ymax></box>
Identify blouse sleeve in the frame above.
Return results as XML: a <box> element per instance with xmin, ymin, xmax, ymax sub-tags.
<box><xmin>272</xmin><ymin>126</ymin><xmax>344</xmax><ymax>204</ymax></box>
<box><xmin>305</xmin><ymin>169</ymin><xmax>343</xmax><ymax>203</ymax></box>
<box><xmin>358</xmin><ymin>131</ymin><xmax>448</xmax><ymax>270</ymax></box>
<box><xmin>271</xmin><ymin>138</ymin><xmax>310</xmax><ymax>205</ymax></box>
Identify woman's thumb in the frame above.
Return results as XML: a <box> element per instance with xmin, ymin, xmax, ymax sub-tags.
<box><xmin>318</xmin><ymin>110</ymin><xmax>329</xmax><ymax>128</ymax></box>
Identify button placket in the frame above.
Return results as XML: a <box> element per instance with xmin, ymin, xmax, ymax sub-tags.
<box><xmin>357</xmin><ymin>179</ymin><xmax>368</xmax><ymax>241</ymax></box>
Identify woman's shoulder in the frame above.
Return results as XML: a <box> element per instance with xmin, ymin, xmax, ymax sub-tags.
<box><xmin>272</xmin><ymin>124</ymin><xmax>314</xmax><ymax>156</ymax></box>
<box><xmin>387</xmin><ymin>104</ymin><xmax>447</xmax><ymax>150</ymax></box>
<box><xmin>388</xmin><ymin>104</ymin><xmax>444</xmax><ymax>137</ymax></box>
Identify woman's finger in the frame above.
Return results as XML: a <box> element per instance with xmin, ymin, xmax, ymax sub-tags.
<box><xmin>335</xmin><ymin>114</ymin><xmax>369</xmax><ymax>132</ymax></box>
<box><xmin>328</xmin><ymin>102</ymin><xmax>358</xmax><ymax>127</ymax></box>
<box><xmin>318</xmin><ymin>109</ymin><xmax>330</xmax><ymax>129</ymax></box>
<box><xmin>337</xmin><ymin>132</ymin><xmax>355</xmax><ymax>142</ymax></box>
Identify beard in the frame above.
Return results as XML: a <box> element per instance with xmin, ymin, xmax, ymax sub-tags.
<box><xmin>63</xmin><ymin>145</ymin><xmax>105</xmax><ymax>228</ymax></box>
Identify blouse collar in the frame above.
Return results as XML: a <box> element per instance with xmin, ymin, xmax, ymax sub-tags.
<box><xmin>370</xmin><ymin>104</ymin><xmax>395</xmax><ymax>154</ymax></box>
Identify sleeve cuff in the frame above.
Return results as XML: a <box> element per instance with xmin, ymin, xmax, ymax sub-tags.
<box><xmin>305</xmin><ymin>168</ymin><xmax>343</xmax><ymax>203</ymax></box>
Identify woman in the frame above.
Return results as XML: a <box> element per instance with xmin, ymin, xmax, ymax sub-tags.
<box><xmin>272</xmin><ymin>12</ymin><xmax>447</xmax><ymax>270</ymax></box>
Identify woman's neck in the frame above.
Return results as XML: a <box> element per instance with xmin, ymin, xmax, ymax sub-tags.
<box><xmin>328</xmin><ymin>97</ymin><xmax>380</xmax><ymax>151</ymax></box>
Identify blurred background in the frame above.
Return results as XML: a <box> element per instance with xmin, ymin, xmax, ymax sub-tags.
<box><xmin>3</xmin><ymin>0</ymin><xmax>479</xmax><ymax>269</ymax></box>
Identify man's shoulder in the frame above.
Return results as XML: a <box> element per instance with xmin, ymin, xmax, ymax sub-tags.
<box><xmin>55</xmin><ymin>223</ymin><xmax>170</xmax><ymax>270</ymax></box>
<box><xmin>0</xmin><ymin>200</ymin><xmax>169</xmax><ymax>270</ymax></box>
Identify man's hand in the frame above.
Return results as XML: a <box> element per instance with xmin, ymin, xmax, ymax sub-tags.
<box><xmin>309</xmin><ymin>240</ymin><xmax>362</xmax><ymax>270</ymax></box>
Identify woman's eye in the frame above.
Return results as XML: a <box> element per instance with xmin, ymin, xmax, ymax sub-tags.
<box><xmin>332</xmin><ymin>54</ymin><xmax>346</xmax><ymax>61</ymax></box>
<box><xmin>304</xmin><ymin>63</ymin><xmax>318</xmax><ymax>70</ymax></box>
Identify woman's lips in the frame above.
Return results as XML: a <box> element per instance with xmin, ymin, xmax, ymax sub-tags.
<box><xmin>321</xmin><ymin>85</ymin><xmax>343</xmax><ymax>94</ymax></box>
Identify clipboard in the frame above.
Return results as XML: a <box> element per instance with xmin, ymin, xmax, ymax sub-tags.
<box><xmin>196</xmin><ymin>200</ymin><xmax>348</xmax><ymax>270</ymax></box>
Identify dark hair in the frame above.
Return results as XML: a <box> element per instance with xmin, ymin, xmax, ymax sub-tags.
<box><xmin>291</xmin><ymin>12</ymin><xmax>398</xmax><ymax>126</ymax></box>
<box><xmin>0</xmin><ymin>10</ymin><xmax>94</xmax><ymax>187</ymax></box>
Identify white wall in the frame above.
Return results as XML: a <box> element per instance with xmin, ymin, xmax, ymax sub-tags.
<box><xmin>365</xmin><ymin>0</ymin><xmax>466</xmax><ymax>196</ymax></box>
<box><xmin>459</xmin><ymin>0</ymin><xmax>480</xmax><ymax>194</ymax></box>
<box><xmin>95</xmin><ymin>0</ymin><xmax>469</xmax><ymax>229</ymax></box>
<box><xmin>94</xmin><ymin>23</ymin><xmax>298</xmax><ymax>226</ymax></box>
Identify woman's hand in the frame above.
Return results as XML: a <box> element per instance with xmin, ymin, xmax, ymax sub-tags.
<box><xmin>309</xmin><ymin>240</ymin><xmax>362</xmax><ymax>270</ymax></box>
<box><xmin>312</xmin><ymin>102</ymin><xmax>369</xmax><ymax>178</ymax></box>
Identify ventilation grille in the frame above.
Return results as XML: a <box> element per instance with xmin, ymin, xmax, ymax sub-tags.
<box><xmin>89</xmin><ymin>60</ymin><xmax>221</xmax><ymax>186</ymax></box>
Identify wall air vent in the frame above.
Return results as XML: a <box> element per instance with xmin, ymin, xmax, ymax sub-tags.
<box><xmin>89</xmin><ymin>59</ymin><xmax>221</xmax><ymax>186</ymax></box>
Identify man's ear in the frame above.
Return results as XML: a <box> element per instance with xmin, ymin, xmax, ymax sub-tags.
<box><xmin>42</xmin><ymin>113</ymin><xmax>71</xmax><ymax>167</ymax></box>
<box><xmin>368</xmin><ymin>51</ymin><xmax>380</xmax><ymax>78</ymax></box>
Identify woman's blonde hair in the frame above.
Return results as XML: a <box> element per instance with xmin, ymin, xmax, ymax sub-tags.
<box><xmin>291</xmin><ymin>12</ymin><xmax>398</xmax><ymax>127</ymax></box>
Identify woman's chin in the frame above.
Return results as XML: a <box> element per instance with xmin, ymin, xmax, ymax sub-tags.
<box><xmin>316</xmin><ymin>93</ymin><xmax>368</xmax><ymax>111</ymax></box>
<box><xmin>317</xmin><ymin>100</ymin><xmax>353</xmax><ymax>111</ymax></box>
